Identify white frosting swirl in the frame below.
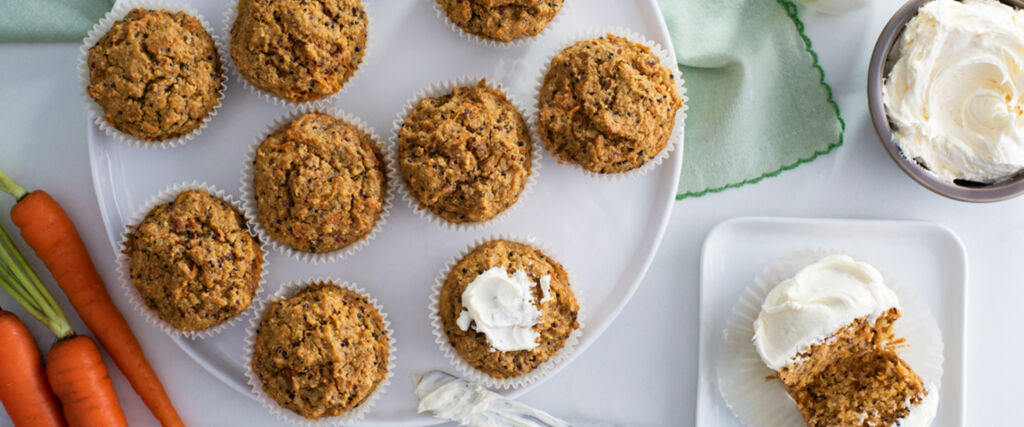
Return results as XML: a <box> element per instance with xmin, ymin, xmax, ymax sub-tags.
<box><xmin>455</xmin><ymin>267</ymin><xmax>549</xmax><ymax>352</ymax></box>
<box><xmin>883</xmin><ymin>0</ymin><xmax>1024</xmax><ymax>183</ymax></box>
<box><xmin>753</xmin><ymin>255</ymin><xmax>900</xmax><ymax>370</ymax></box>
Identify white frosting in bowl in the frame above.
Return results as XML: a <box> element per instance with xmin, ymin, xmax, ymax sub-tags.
<box><xmin>883</xmin><ymin>0</ymin><xmax>1024</xmax><ymax>184</ymax></box>
<box><xmin>753</xmin><ymin>255</ymin><xmax>900</xmax><ymax>370</ymax></box>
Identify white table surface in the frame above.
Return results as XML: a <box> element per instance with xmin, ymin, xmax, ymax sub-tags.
<box><xmin>0</xmin><ymin>1</ymin><xmax>1019</xmax><ymax>426</ymax></box>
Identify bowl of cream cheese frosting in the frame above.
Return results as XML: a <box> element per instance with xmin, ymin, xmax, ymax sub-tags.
<box><xmin>869</xmin><ymin>0</ymin><xmax>1024</xmax><ymax>202</ymax></box>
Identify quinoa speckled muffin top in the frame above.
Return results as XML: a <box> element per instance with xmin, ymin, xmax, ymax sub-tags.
<box><xmin>398</xmin><ymin>80</ymin><xmax>532</xmax><ymax>224</ymax></box>
<box><xmin>230</xmin><ymin>0</ymin><xmax>368</xmax><ymax>103</ymax></box>
<box><xmin>87</xmin><ymin>8</ymin><xmax>223</xmax><ymax>141</ymax></box>
<box><xmin>124</xmin><ymin>190</ymin><xmax>262</xmax><ymax>331</ymax></box>
<box><xmin>252</xmin><ymin>112</ymin><xmax>387</xmax><ymax>254</ymax></box>
<box><xmin>252</xmin><ymin>282</ymin><xmax>389</xmax><ymax>419</ymax></box>
<box><xmin>538</xmin><ymin>34</ymin><xmax>683</xmax><ymax>174</ymax></box>
<box><xmin>438</xmin><ymin>239</ymin><xmax>579</xmax><ymax>379</ymax></box>
<box><xmin>437</xmin><ymin>0</ymin><xmax>563</xmax><ymax>42</ymax></box>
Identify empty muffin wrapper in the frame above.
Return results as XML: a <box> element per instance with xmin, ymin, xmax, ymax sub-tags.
<box><xmin>80</xmin><ymin>0</ymin><xmax>227</xmax><ymax>149</ymax></box>
<box><xmin>431</xmin><ymin>0</ymin><xmax>570</xmax><ymax>49</ymax></box>
<box><xmin>390</xmin><ymin>76</ymin><xmax>541</xmax><ymax>232</ymax></box>
<box><xmin>221</xmin><ymin>0</ymin><xmax>375</xmax><ymax>109</ymax></box>
<box><xmin>239</xmin><ymin>106</ymin><xmax>395</xmax><ymax>264</ymax></box>
<box><xmin>533</xmin><ymin>27</ymin><xmax>688</xmax><ymax>180</ymax></box>
<box><xmin>717</xmin><ymin>248</ymin><xmax>944</xmax><ymax>427</ymax></box>
<box><xmin>428</xmin><ymin>233</ymin><xmax>585</xmax><ymax>390</ymax></box>
<box><xmin>244</xmin><ymin>278</ymin><xmax>396</xmax><ymax>426</ymax></box>
<box><xmin>117</xmin><ymin>181</ymin><xmax>270</xmax><ymax>340</ymax></box>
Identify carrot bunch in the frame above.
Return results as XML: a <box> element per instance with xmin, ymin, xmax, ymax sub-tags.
<box><xmin>0</xmin><ymin>220</ymin><xmax>126</xmax><ymax>426</ymax></box>
<box><xmin>0</xmin><ymin>169</ymin><xmax>182</xmax><ymax>426</ymax></box>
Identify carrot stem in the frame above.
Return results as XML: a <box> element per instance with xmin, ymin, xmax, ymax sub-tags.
<box><xmin>0</xmin><ymin>267</ymin><xmax>46</xmax><ymax>322</ymax></box>
<box><xmin>0</xmin><ymin>223</ymin><xmax>73</xmax><ymax>339</ymax></box>
<box><xmin>0</xmin><ymin>169</ymin><xmax>28</xmax><ymax>201</ymax></box>
<box><xmin>0</xmin><ymin>224</ymin><xmax>66</xmax><ymax>327</ymax></box>
<box><xmin>0</xmin><ymin>238</ymin><xmax>46</xmax><ymax>313</ymax></box>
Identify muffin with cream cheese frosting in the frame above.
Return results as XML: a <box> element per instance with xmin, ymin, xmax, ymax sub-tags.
<box><xmin>753</xmin><ymin>255</ymin><xmax>938</xmax><ymax>427</ymax></box>
<box><xmin>438</xmin><ymin>239</ymin><xmax>579</xmax><ymax>379</ymax></box>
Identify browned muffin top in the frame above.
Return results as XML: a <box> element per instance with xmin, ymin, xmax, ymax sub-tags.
<box><xmin>125</xmin><ymin>190</ymin><xmax>262</xmax><ymax>331</ymax></box>
<box><xmin>87</xmin><ymin>9</ymin><xmax>223</xmax><ymax>141</ymax></box>
<box><xmin>538</xmin><ymin>34</ymin><xmax>683</xmax><ymax>174</ymax></box>
<box><xmin>398</xmin><ymin>80</ymin><xmax>532</xmax><ymax>224</ymax></box>
<box><xmin>252</xmin><ymin>112</ymin><xmax>387</xmax><ymax>254</ymax></box>
<box><xmin>437</xmin><ymin>0</ymin><xmax>563</xmax><ymax>42</ymax></box>
<box><xmin>230</xmin><ymin>0</ymin><xmax>367</xmax><ymax>103</ymax></box>
<box><xmin>253</xmin><ymin>282</ymin><xmax>389</xmax><ymax>419</ymax></box>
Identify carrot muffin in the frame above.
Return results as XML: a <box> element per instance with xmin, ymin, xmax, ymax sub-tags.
<box><xmin>87</xmin><ymin>9</ymin><xmax>223</xmax><ymax>141</ymax></box>
<box><xmin>438</xmin><ymin>239</ymin><xmax>579</xmax><ymax>379</ymax></box>
<box><xmin>753</xmin><ymin>255</ymin><xmax>938</xmax><ymax>426</ymax></box>
<box><xmin>538</xmin><ymin>34</ymin><xmax>683</xmax><ymax>174</ymax></box>
<box><xmin>252</xmin><ymin>282</ymin><xmax>389</xmax><ymax>419</ymax></box>
<box><xmin>436</xmin><ymin>0</ymin><xmax>564</xmax><ymax>42</ymax></box>
<box><xmin>252</xmin><ymin>112</ymin><xmax>387</xmax><ymax>254</ymax></box>
<box><xmin>124</xmin><ymin>190</ymin><xmax>262</xmax><ymax>331</ymax></box>
<box><xmin>398</xmin><ymin>80</ymin><xmax>532</xmax><ymax>224</ymax></box>
<box><xmin>230</xmin><ymin>0</ymin><xmax>368</xmax><ymax>103</ymax></box>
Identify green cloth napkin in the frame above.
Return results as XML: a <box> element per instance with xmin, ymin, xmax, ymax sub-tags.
<box><xmin>0</xmin><ymin>0</ymin><xmax>113</xmax><ymax>42</ymax></box>
<box><xmin>659</xmin><ymin>0</ymin><xmax>845</xmax><ymax>199</ymax></box>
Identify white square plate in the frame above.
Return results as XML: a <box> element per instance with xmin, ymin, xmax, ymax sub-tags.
<box><xmin>696</xmin><ymin>216</ymin><xmax>967</xmax><ymax>426</ymax></box>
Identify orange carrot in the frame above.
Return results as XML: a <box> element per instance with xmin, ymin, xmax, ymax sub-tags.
<box><xmin>0</xmin><ymin>170</ymin><xmax>183</xmax><ymax>427</ymax></box>
<box><xmin>0</xmin><ymin>206</ymin><xmax>127</xmax><ymax>427</ymax></box>
<box><xmin>0</xmin><ymin>311</ymin><xmax>66</xmax><ymax>427</ymax></box>
<box><xmin>45</xmin><ymin>336</ymin><xmax>127</xmax><ymax>427</ymax></box>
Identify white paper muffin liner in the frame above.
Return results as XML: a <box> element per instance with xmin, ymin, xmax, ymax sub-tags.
<box><xmin>717</xmin><ymin>249</ymin><xmax>944</xmax><ymax>427</ymax></box>
<box><xmin>390</xmin><ymin>76</ymin><xmax>541</xmax><ymax>231</ymax></box>
<box><xmin>431</xmin><ymin>0</ymin><xmax>570</xmax><ymax>48</ymax></box>
<box><xmin>117</xmin><ymin>181</ymin><xmax>270</xmax><ymax>340</ymax></box>
<box><xmin>428</xmin><ymin>234</ymin><xmax>585</xmax><ymax>390</ymax></box>
<box><xmin>240</xmin><ymin>106</ymin><xmax>395</xmax><ymax>264</ymax></box>
<box><xmin>221</xmin><ymin>0</ymin><xmax>374</xmax><ymax>109</ymax></box>
<box><xmin>244</xmin><ymin>278</ymin><xmax>396</xmax><ymax>426</ymax></box>
<box><xmin>80</xmin><ymin>0</ymin><xmax>227</xmax><ymax>149</ymax></box>
<box><xmin>533</xmin><ymin>28</ymin><xmax>688</xmax><ymax>180</ymax></box>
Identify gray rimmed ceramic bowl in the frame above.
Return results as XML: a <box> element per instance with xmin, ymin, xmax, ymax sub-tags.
<box><xmin>867</xmin><ymin>0</ymin><xmax>1024</xmax><ymax>202</ymax></box>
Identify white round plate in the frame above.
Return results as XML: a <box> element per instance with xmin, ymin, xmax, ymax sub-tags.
<box><xmin>87</xmin><ymin>0</ymin><xmax>683</xmax><ymax>424</ymax></box>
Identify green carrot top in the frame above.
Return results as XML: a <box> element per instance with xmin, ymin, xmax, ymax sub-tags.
<box><xmin>0</xmin><ymin>221</ymin><xmax>73</xmax><ymax>339</ymax></box>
